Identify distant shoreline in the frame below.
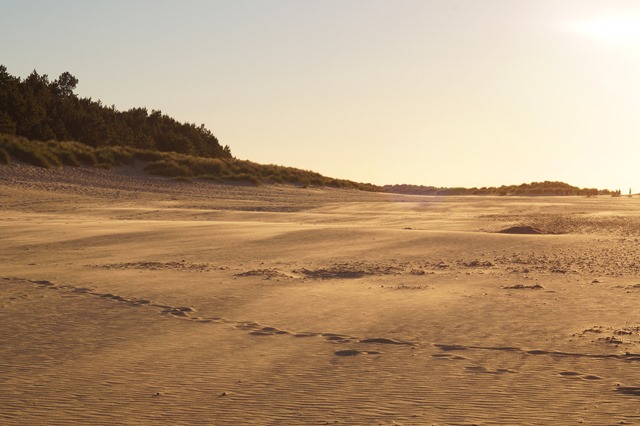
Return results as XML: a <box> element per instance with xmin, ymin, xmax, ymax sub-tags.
<box><xmin>383</xmin><ymin>182</ymin><xmax>616</xmax><ymax>197</ymax></box>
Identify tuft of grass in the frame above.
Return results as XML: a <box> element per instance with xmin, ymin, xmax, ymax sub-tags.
<box><xmin>269</xmin><ymin>174</ymin><xmax>284</xmax><ymax>184</ymax></box>
<box><xmin>93</xmin><ymin>146</ymin><xmax>135</xmax><ymax>166</ymax></box>
<box><xmin>0</xmin><ymin>147</ymin><xmax>10</xmax><ymax>164</ymax></box>
<box><xmin>134</xmin><ymin>150</ymin><xmax>167</xmax><ymax>163</ymax></box>
<box><xmin>144</xmin><ymin>159</ymin><xmax>193</xmax><ymax>177</ymax></box>
<box><xmin>56</xmin><ymin>141</ymin><xmax>97</xmax><ymax>165</ymax></box>
<box><xmin>224</xmin><ymin>173</ymin><xmax>261</xmax><ymax>185</ymax></box>
<box><xmin>26</xmin><ymin>149</ymin><xmax>60</xmax><ymax>168</ymax></box>
<box><xmin>54</xmin><ymin>150</ymin><xmax>81</xmax><ymax>166</ymax></box>
<box><xmin>104</xmin><ymin>146</ymin><xmax>135</xmax><ymax>165</ymax></box>
<box><xmin>175</xmin><ymin>156</ymin><xmax>228</xmax><ymax>176</ymax></box>
<box><xmin>0</xmin><ymin>136</ymin><xmax>61</xmax><ymax>168</ymax></box>
<box><xmin>95</xmin><ymin>149</ymin><xmax>116</xmax><ymax>165</ymax></box>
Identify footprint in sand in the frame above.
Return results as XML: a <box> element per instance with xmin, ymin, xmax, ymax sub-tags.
<box><xmin>334</xmin><ymin>349</ymin><xmax>382</xmax><ymax>357</ymax></box>
<box><xmin>235</xmin><ymin>321</ymin><xmax>261</xmax><ymax>330</ymax></box>
<box><xmin>6</xmin><ymin>277</ymin><xmax>420</xmax><ymax>359</ymax></box>
<box><xmin>433</xmin><ymin>343</ymin><xmax>468</xmax><ymax>351</ymax></box>
<box><xmin>249</xmin><ymin>326</ymin><xmax>290</xmax><ymax>336</ymax></box>
<box><xmin>233</xmin><ymin>322</ymin><xmax>291</xmax><ymax>336</ymax></box>
<box><xmin>431</xmin><ymin>353</ymin><xmax>467</xmax><ymax>360</ymax></box>
<box><xmin>161</xmin><ymin>306</ymin><xmax>196</xmax><ymax>317</ymax></box>
<box><xmin>359</xmin><ymin>337</ymin><xmax>414</xmax><ymax>346</ymax></box>
<box><xmin>616</xmin><ymin>385</ymin><xmax>640</xmax><ymax>396</ymax></box>
<box><xmin>292</xmin><ymin>332</ymin><xmax>319</xmax><ymax>338</ymax></box>
<box><xmin>31</xmin><ymin>279</ymin><xmax>56</xmax><ymax>286</ymax></box>
<box><xmin>322</xmin><ymin>333</ymin><xmax>353</xmax><ymax>343</ymax></box>
<box><xmin>465</xmin><ymin>365</ymin><xmax>516</xmax><ymax>374</ymax></box>
<box><xmin>558</xmin><ymin>371</ymin><xmax>602</xmax><ymax>380</ymax></box>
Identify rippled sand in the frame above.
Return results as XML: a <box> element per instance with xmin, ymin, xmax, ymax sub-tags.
<box><xmin>2</xmin><ymin>163</ymin><xmax>640</xmax><ymax>425</ymax></box>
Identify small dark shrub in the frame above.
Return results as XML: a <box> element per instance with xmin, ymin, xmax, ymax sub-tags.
<box><xmin>310</xmin><ymin>177</ymin><xmax>324</xmax><ymax>186</ymax></box>
<box><xmin>76</xmin><ymin>151</ymin><xmax>97</xmax><ymax>165</ymax></box>
<box><xmin>57</xmin><ymin>141</ymin><xmax>97</xmax><ymax>165</ymax></box>
<box><xmin>55</xmin><ymin>150</ymin><xmax>80</xmax><ymax>166</ymax></box>
<box><xmin>0</xmin><ymin>148</ymin><xmax>9</xmax><ymax>164</ymax></box>
<box><xmin>269</xmin><ymin>175</ymin><xmax>284</xmax><ymax>184</ymax></box>
<box><xmin>144</xmin><ymin>159</ymin><xmax>192</xmax><ymax>177</ymax></box>
<box><xmin>298</xmin><ymin>177</ymin><xmax>311</xmax><ymax>187</ymax></box>
<box><xmin>95</xmin><ymin>149</ymin><xmax>116</xmax><ymax>166</ymax></box>
<box><xmin>225</xmin><ymin>173</ymin><xmax>261</xmax><ymax>185</ymax></box>
<box><xmin>21</xmin><ymin>150</ymin><xmax>57</xmax><ymax>168</ymax></box>
<box><xmin>5</xmin><ymin>139</ymin><xmax>61</xmax><ymax>168</ymax></box>
<box><xmin>108</xmin><ymin>147</ymin><xmax>135</xmax><ymax>165</ymax></box>
<box><xmin>189</xmin><ymin>157</ymin><xmax>228</xmax><ymax>176</ymax></box>
<box><xmin>134</xmin><ymin>150</ymin><xmax>166</xmax><ymax>162</ymax></box>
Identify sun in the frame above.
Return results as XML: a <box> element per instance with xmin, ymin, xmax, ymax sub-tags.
<box><xmin>567</xmin><ymin>14</ymin><xmax>640</xmax><ymax>43</ymax></box>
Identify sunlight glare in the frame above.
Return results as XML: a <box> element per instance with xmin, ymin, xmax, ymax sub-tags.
<box><xmin>568</xmin><ymin>15</ymin><xmax>640</xmax><ymax>43</ymax></box>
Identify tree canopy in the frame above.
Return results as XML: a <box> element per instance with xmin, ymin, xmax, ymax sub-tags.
<box><xmin>0</xmin><ymin>65</ymin><xmax>231</xmax><ymax>158</ymax></box>
<box><xmin>383</xmin><ymin>181</ymin><xmax>613</xmax><ymax>196</ymax></box>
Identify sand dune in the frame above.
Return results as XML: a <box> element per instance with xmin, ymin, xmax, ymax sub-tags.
<box><xmin>2</xmin><ymin>163</ymin><xmax>640</xmax><ymax>424</ymax></box>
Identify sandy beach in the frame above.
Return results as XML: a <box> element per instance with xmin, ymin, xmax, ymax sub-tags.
<box><xmin>2</xmin><ymin>163</ymin><xmax>640</xmax><ymax>425</ymax></box>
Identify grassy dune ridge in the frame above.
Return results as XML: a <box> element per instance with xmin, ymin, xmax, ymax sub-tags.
<box><xmin>1</xmin><ymin>133</ymin><xmax>614</xmax><ymax>196</ymax></box>
<box><xmin>0</xmin><ymin>134</ymin><xmax>380</xmax><ymax>191</ymax></box>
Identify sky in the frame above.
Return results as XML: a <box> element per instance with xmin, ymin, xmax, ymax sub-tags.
<box><xmin>2</xmin><ymin>0</ymin><xmax>640</xmax><ymax>190</ymax></box>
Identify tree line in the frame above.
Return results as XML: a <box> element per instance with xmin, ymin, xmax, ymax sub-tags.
<box><xmin>0</xmin><ymin>65</ymin><xmax>231</xmax><ymax>158</ymax></box>
<box><xmin>384</xmin><ymin>181</ymin><xmax>613</xmax><ymax>196</ymax></box>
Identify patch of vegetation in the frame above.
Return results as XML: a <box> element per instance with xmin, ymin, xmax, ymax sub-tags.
<box><xmin>0</xmin><ymin>147</ymin><xmax>9</xmax><ymax>164</ymax></box>
<box><xmin>0</xmin><ymin>66</ymin><xmax>381</xmax><ymax>191</ymax></box>
<box><xmin>384</xmin><ymin>181</ymin><xmax>612</xmax><ymax>196</ymax></box>
<box><xmin>0</xmin><ymin>65</ymin><xmax>230</xmax><ymax>159</ymax></box>
<box><xmin>0</xmin><ymin>134</ymin><xmax>61</xmax><ymax>168</ymax></box>
<box><xmin>0</xmin><ymin>134</ymin><xmax>382</xmax><ymax>190</ymax></box>
<box><xmin>144</xmin><ymin>159</ymin><xmax>193</xmax><ymax>177</ymax></box>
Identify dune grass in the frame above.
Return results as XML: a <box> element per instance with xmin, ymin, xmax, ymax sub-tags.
<box><xmin>0</xmin><ymin>147</ymin><xmax>10</xmax><ymax>164</ymax></box>
<box><xmin>0</xmin><ymin>136</ymin><xmax>61</xmax><ymax>168</ymax></box>
<box><xmin>0</xmin><ymin>134</ymin><xmax>381</xmax><ymax>191</ymax></box>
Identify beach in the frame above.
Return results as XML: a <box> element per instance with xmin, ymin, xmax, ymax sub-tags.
<box><xmin>2</xmin><ymin>163</ymin><xmax>640</xmax><ymax>425</ymax></box>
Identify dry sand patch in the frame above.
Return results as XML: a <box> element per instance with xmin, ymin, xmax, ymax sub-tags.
<box><xmin>3</xmin><ymin>164</ymin><xmax>640</xmax><ymax>424</ymax></box>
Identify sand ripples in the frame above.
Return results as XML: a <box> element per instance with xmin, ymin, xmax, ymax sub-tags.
<box><xmin>3</xmin><ymin>276</ymin><xmax>640</xmax><ymax>424</ymax></box>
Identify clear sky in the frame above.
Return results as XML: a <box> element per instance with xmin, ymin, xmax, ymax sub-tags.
<box><xmin>2</xmin><ymin>0</ymin><xmax>640</xmax><ymax>190</ymax></box>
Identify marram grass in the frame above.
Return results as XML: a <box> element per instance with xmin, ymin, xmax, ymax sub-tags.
<box><xmin>0</xmin><ymin>134</ymin><xmax>380</xmax><ymax>191</ymax></box>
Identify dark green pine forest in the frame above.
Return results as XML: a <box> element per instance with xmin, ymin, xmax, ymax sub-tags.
<box><xmin>0</xmin><ymin>65</ymin><xmax>230</xmax><ymax>159</ymax></box>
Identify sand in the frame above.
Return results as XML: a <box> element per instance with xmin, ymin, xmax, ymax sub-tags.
<box><xmin>2</xmin><ymin>163</ymin><xmax>640</xmax><ymax>425</ymax></box>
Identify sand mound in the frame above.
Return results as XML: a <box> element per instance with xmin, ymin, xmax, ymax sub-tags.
<box><xmin>498</xmin><ymin>225</ymin><xmax>544</xmax><ymax>234</ymax></box>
